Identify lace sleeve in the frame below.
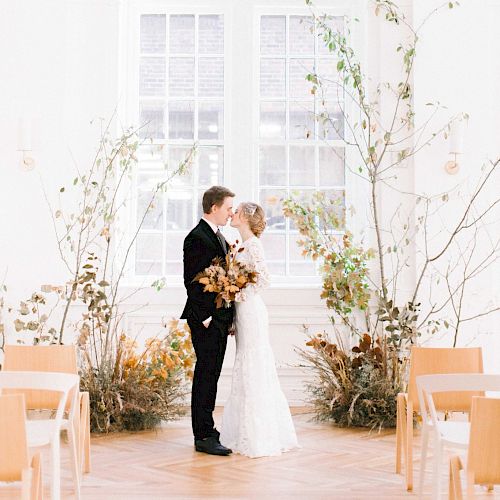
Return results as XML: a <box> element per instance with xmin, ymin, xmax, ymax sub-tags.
<box><xmin>235</xmin><ymin>239</ymin><xmax>270</xmax><ymax>302</ymax></box>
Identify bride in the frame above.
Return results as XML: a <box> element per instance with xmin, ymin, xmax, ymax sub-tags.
<box><xmin>220</xmin><ymin>201</ymin><xmax>299</xmax><ymax>458</ymax></box>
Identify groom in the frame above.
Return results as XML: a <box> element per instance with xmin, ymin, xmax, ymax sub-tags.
<box><xmin>181</xmin><ymin>186</ymin><xmax>235</xmax><ymax>456</ymax></box>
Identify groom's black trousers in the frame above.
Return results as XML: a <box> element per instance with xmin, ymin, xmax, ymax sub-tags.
<box><xmin>188</xmin><ymin>317</ymin><xmax>229</xmax><ymax>441</ymax></box>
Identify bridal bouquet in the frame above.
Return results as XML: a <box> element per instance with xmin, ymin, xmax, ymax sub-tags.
<box><xmin>194</xmin><ymin>242</ymin><xmax>258</xmax><ymax>308</ymax></box>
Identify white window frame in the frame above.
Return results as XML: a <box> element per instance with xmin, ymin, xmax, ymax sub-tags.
<box><xmin>119</xmin><ymin>0</ymin><xmax>365</xmax><ymax>288</ymax></box>
<box><xmin>253</xmin><ymin>3</ymin><xmax>364</xmax><ymax>285</ymax></box>
<box><xmin>120</xmin><ymin>1</ymin><xmax>232</xmax><ymax>287</ymax></box>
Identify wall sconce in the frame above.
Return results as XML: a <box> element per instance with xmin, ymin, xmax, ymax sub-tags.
<box><xmin>17</xmin><ymin>117</ymin><xmax>35</xmax><ymax>171</ymax></box>
<box><xmin>444</xmin><ymin>119</ymin><xmax>465</xmax><ymax>175</ymax></box>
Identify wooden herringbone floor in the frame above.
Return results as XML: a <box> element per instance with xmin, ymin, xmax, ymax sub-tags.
<box><xmin>1</xmin><ymin>408</ymin><xmax>498</xmax><ymax>499</ymax></box>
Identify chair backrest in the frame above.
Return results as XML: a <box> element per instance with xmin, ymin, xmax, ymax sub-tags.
<box><xmin>407</xmin><ymin>346</ymin><xmax>483</xmax><ymax>412</ymax></box>
<box><xmin>0</xmin><ymin>394</ymin><xmax>29</xmax><ymax>482</ymax></box>
<box><xmin>0</xmin><ymin>371</ymin><xmax>80</xmax><ymax>425</ymax></box>
<box><xmin>3</xmin><ymin>345</ymin><xmax>78</xmax><ymax>410</ymax></box>
<box><xmin>416</xmin><ymin>374</ymin><xmax>500</xmax><ymax>426</ymax></box>
<box><xmin>468</xmin><ymin>396</ymin><xmax>500</xmax><ymax>485</ymax></box>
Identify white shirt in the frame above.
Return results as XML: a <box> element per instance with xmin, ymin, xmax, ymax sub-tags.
<box><xmin>201</xmin><ymin>216</ymin><xmax>218</xmax><ymax>234</ymax></box>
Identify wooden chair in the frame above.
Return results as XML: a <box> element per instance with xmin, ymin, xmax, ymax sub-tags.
<box><xmin>449</xmin><ymin>396</ymin><xmax>500</xmax><ymax>499</ymax></box>
<box><xmin>0</xmin><ymin>393</ymin><xmax>43</xmax><ymax>500</ymax></box>
<box><xmin>395</xmin><ymin>346</ymin><xmax>483</xmax><ymax>491</ymax></box>
<box><xmin>416</xmin><ymin>373</ymin><xmax>500</xmax><ymax>498</ymax></box>
<box><xmin>3</xmin><ymin>345</ymin><xmax>91</xmax><ymax>475</ymax></box>
<box><xmin>0</xmin><ymin>371</ymin><xmax>80</xmax><ymax>500</ymax></box>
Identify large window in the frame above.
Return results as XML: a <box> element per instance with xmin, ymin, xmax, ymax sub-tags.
<box><xmin>135</xmin><ymin>13</ymin><xmax>225</xmax><ymax>276</ymax></box>
<box><xmin>128</xmin><ymin>4</ymin><xmax>347</xmax><ymax>283</ymax></box>
<box><xmin>258</xmin><ymin>14</ymin><xmax>345</xmax><ymax>276</ymax></box>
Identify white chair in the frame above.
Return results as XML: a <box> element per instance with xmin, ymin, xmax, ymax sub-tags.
<box><xmin>395</xmin><ymin>346</ymin><xmax>483</xmax><ymax>491</ymax></box>
<box><xmin>4</xmin><ymin>344</ymin><xmax>91</xmax><ymax>475</ymax></box>
<box><xmin>416</xmin><ymin>373</ymin><xmax>500</xmax><ymax>498</ymax></box>
<box><xmin>0</xmin><ymin>371</ymin><xmax>81</xmax><ymax>500</ymax></box>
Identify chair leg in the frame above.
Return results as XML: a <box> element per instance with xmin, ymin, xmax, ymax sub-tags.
<box><xmin>21</xmin><ymin>467</ymin><xmax>32</xmax><ymax>500</ymax></box>
<box><xmin>30</xmin><ymin>452</ymin><xmax>43</xmax><ymax>500</ymax></box>
<box><xmin>449</xmin><ymin>456</ymin><xmax>463</xmax><ymax>500</ymax></box>
<box><xmin>80</xmin><ymin>392</ymin><xmax>91</xmax><ymax>474</ymax></box>
<box><xmin>418</xmin><ymin>424</ymin><xmax>429</xmax><ymax>499</ymax></box>
<box><xmin>396</xmin><ymin>393</ymin><xmax>405</xmax><ymax>474</ymax></box>
<box><xmin>68</xmin><ymin>418</ymin><xmax>81</xmax><ymax>499</ymax></box>
<box><xmin>406</xmin><ymin>400</ymin><xmax>414</xmax><ymax>491</ymax></box>
<box><xmin>432</xmin><ymin>440</ymin><xmax>443</xmax><ymax>499</ymax></box>
<box><xmin>50</xmin><ymin>434</ymin><xmax>61</xmax><ymax>500</ymax></box>
<box><xmin>466</xmin><ymin>470</ymin><xmax>475</xmax><ymax>499</ymax></box>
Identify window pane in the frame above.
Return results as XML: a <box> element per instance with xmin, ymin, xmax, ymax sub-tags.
<box><xmin>198</xmin><ymin>58</ymin><xmax>224</xmax><ymax>97</ymax></box>
<box><xmin>289</xmin><ymin>16</ymin><xmax>314</xmax><ymax>55</ymax></box>
<box><xmin>139</xmin><ymin>101</ymin><xmax>165</xmax><ymax>140</ymax></box>
<box><xmin>261</xmin><ymin>232</ymin><xmax>286</xmax><ymax>275</ymax></box>
<box><xmin>259</xmin><ymin>146</ymin><xmax>286</xmax><ymax>186</ymax></box>
<box><xmin>198</xmin><ymin>101</ymin><xmax>223</xmax><ymax>140</ymax></box>
<box><xmin>317</xmin><ymin>58</ymin><xmax>341</xmax><ymax>100</ymax></box>
<box><xmin>168</xmin><ymin>101</ymin><xmax>194</xmax><ymax>139</ymax></box>
<box><xmin>136</xmin><ymin>232</ymin><xmax>162</xmax><ymax>266</ymax></box>
<box><xmin>137</xmin><ymin>144</ymin><xmax>165</xmax><ymax>167</ymax></box>
<box><xmin>135</xmin><ymin>261</ymin><xmax>162</xmax><ymax>276</ymax></box>
<box><xmin>166</xmin><ymin>191</ymin><xmax>193</xmax><ymax>230</ymax></box>
<box><xmin>289</xmin><ymin>101</ymin><xmax>314</xmax><ymax>140</ymax></box>
<box><xmin>165</xmin><ymin>262</ymin><xmax>183</xmax><ymax>275</ymax></box>
<box><xmin>289</xmin><ymin>233</ymin><xmax>316</xmax><ymax>276</ymax></box>
<box><xmin>198</xmin><ymin>146</ymin><xmax>223</xmax><ymax>186</ymax></box>
<box><xmin>290</xmin><ymin>145</ymin><xmax>315</xmax><ymax>186</ymax></box>
<box><xmin>140</xmin><ymin>15</ymin><xmax>166</xmax><ymax>54</ymax></box>
<box><xmin>195</xmin><ymin>190</ymin><xmax>203</xmax><ymax>221</ymax></box>
<box><xmin>318</xmin><ymin>16</ymin><xmax>344</xmax><ymax>55</ymax></box>
<box><xmin>320</xmin><ymin>189</ymin><xmax>346</xmax><ymax>227</ymax></box>
<box><xmin>260</xmin><ymin>58</ymin><xmax>285</xmax><ymax>97</ymax></box>
<box><xmin>259</xmin><ymin>101</ymin><xmax>285</xmax><ymax>139</ymax></box>
<box><xmin>260</xmin><ymin>189</ymin><xmax>286</xmax><ymax>231</ymax></box>
<box><xmin>136</xmin><ymin>190</ymin><xmax>163</xmax><ymax>230</ymax></box>
<box><xmin>168</xmin><ymin>146</ymin><xmax>194</xmax><ymax>186</ymax></box>
<box><xmin>289</xmin><ymin>189</ymin><xmax>314</xmax><ymax>230</ymax></box>
<box><xmin>319</xmin><ymin>147</ymin><xmax>345</xmax><ymax>186</ymax></box>
<box><xmin>169</xmin><ymin>15</ymin><xmax>194</xmax><ymax>54</ymax></box>
<box><xmin>260</xmin><ymin>16</ymin><xmax>285</xmax><ymax>55</ymax></box>
<box><xmin>137</xmin><ymin>172</ymin><xmax>166</xmax><ymax>191</ymax></box>
<box><xmin>289</xmin><ymin>58</ymin><xmax>314</xmax><ymax>99</ymax></box>
<box><xmin>169</xmin><ymin>57</ymin><xmax>194</xmax><ymax>96</ymax></box>
<box><xmin>140</xmin><ymin>57</ymin><xmax>165</xmax><ymax>97</ymax></box>
<box><xmin>199</xmin><ymin>15</ymin><xmax>224</xmax><ymax>54</ymax></box>
<box><xmin>319</xmin><ymin>103</ymin><xmax>344</xmax><ymax>140</ymax></box>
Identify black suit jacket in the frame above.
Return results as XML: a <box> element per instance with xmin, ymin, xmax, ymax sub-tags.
<box><xmin>180</xmin><ymin>219</ymin><xmax>233</xmax><ymax>324</ymax></box>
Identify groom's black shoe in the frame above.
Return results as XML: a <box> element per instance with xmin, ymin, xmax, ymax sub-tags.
<box><xmin>195</xmin><ymin>436</ymin><xmax>232</xmax><ymax>456</ymax></box>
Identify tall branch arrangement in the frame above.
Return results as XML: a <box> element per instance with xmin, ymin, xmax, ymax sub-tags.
<box><xmin>284</xmin><ymin>1</ymin><xmax>500</xmax><ymax>428</ymax></box>
<box><xmin>11</xmin><ymin>120</ymin><xmax>197</xmax><ymax>431</ymax></box>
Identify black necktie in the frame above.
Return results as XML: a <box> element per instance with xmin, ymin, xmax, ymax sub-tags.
<box><xmin>216</xmin><ymin>229</ymin><xmax>227</xmax><ymax>253</ymax></box>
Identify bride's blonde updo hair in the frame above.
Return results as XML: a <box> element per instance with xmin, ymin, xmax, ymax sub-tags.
<box><xmin>240</xmin><ymin>202</ymin><xmax>267</xmax><ymax>238</ymax></box>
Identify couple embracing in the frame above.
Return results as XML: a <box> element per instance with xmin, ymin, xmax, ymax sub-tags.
<box><xmin>181</xmin><ymin>186</ymin><xmax>299</xmax><ymax>458</ymax></box>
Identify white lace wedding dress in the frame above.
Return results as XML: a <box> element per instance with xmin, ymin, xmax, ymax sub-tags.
<box><xmin>220</xmin><ymin>236</ymin><xmax>299</xmax><ymax>458</ymax></box>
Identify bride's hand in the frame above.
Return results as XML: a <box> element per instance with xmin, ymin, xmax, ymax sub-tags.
<box><xmin>228</xmin><ymin>323</ymin><xmax>236</xmax><ymax>336</ymax></box>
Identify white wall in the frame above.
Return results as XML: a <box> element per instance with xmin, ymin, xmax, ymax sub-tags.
<box><xmin>0</xmin><ymin>0</ymin><xmax>120</xmax><ymax>301</ymax></box>
<box><xmin>412</xmin><ymin>0</ymin><xmax>500</xmax><ymax>372</ymax></box>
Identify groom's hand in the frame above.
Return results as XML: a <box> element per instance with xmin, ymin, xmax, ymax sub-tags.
<box><xmin>228</xmin><ymin>323</ymin><xmax>236</xmax><ymax>336</ymax></box>
<box><xmin>202</xmin><ymin>316</ymin><xmax>212</xmax><ymax>328</ymax></box>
